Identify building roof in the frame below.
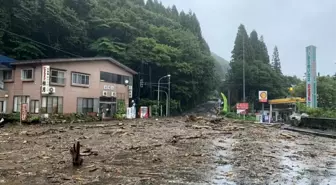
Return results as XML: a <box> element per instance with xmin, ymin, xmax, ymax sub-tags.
<box><xmin>11</xmin><ymin>57</ymin><xmax>137</xmax><ymax>75</ymax></box>
<box><xmin>0</xmin><ymin>55</ymin><xmax>15</xmax><ymax>63</ymax></box>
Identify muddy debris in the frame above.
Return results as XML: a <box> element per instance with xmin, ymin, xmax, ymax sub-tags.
<box><xmin>1</xmin><ymin>117</ymin><xmax>336</xmax><ymax>185</ymax></box>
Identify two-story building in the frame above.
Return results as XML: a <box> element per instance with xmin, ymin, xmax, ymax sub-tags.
<box><xmin>1</xmin><ymin>57</ymin><xmax>136</xmax><ymax>118</ymax></box>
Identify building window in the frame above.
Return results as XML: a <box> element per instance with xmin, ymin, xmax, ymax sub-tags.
<box><xmin>72</xmin><ymin>72</ymin><xmax>89</xmax><ymax>86</ymax></box>
<box><xmin>41</xmin><ymin>96</ymin><xmax>63</xmax><ymax>114</ymax></box>
<box><xmin>30</xmin><ymin>100</ymin><xmax>39</xmax><ymax>113</ymax></box>
<box><xmin>13</xmin><ymin>96</ymin><xmax>30</xmax><ymax>112</ymax></box>
<box><xmin>100</xmin><ymin>71</ymin><xmax>132</xmax><ymax>85</ymax></box>
<box><xmin>21</xmin><ymin>69</ymin><xmax>33</xmax><ymax>80</ymax></box>
<box><xmin>3</xmin><ymin>70</ymin><xmax>12</xmax><ymax>80</ymax></box>
<box><xmin>77</xmin><ymin>98</ymin><xmax>94</xmax><ymax>114</ymax></box>
<box><xmin>51</xmin><ymin>69</ymin><xmax>65</xmax><ymax>85</ymax></box>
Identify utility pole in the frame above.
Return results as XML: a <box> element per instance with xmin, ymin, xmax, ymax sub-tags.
<box><xmin>242</xmin><ymin>33</ymin><xmax>246</xmax><ymax>120</ymax></box>
<box><xmin>243</xmin><ymin>34</ymin><xmax>246</xmax><ymax>102</ymax></box>
<box><xmin>168</xmin><ymin>75</ymin><xmax>171</xmax><ymax>117</ymax></box>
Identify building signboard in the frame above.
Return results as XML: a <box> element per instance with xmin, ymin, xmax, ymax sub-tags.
<box><xmin>103</xmin><ymin>85</ymin><xmax>115</xmax><ymax>90</ymax></box>
<box><xmin>258</xmin><ymin>91</ymin><xmax>268</xmax><ymax>103</ymax></box>
<box><xmin>21</xmin><ymin>103</ymin><xmax>28</xmax><ymax>121</ymax></box>
<box><xmin>236</xmin><ymin>103</ymin><xmax>248</xmax><ymax>115</ymax></box>
<box><xmin>306</xmin><ymin>45</ymin><xmax>317</xmax><ymax>108</ymax></box>
<box><xmin>42</xmin><ymin>65</ymin><xmax>50</xmax><ymax>87</ymax></box>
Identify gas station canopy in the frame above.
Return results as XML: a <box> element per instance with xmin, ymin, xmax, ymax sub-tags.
<box><xmin>268</xmin><ymin>97</ymin><xmax>305</xmax><ymax>105</ymax></box>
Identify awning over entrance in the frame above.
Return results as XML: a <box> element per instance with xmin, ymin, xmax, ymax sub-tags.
<box><xmin>269</xmin><ymin>97</ymin><xmax>305</xmax><ymax>105</ymax></box>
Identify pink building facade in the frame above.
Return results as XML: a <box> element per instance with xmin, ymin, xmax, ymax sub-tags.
<box><xmin>0</xmin><ymin>57</ymin><xmax>136</xmax><ymax>117</ymax></box>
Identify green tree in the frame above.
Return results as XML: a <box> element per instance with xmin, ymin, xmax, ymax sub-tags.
<box><xmin>272</xmin><ymin>46</ymin><xmax>282</xmax><ymax>74</ymax></box>
<box><xmin>259</xmin><ymin>36</ymin><xmax>270</xmax><ymax>63</ymax></box>
<box><xmin>231</xmin><ymin>24</ymin><xmax>254</xmax><ymax>63</ymax></box>
<box><xmin>294</xmin><ymin>76</ymin><xmax>336</xmax><ymax>109</ymax></box>
<box><xmin>225</xmin><ymin>25</ymin><xmax>288</xmax><ymax>110</ymax></box>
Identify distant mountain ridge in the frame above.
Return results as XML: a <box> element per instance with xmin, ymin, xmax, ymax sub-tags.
<box><xmin>211</xmin><ymin>52</ymin><xmax>230</xmax><ymax>79</ymax></box>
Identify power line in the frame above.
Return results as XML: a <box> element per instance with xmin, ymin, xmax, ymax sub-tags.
<box><xmin>0</xmin><ymin>28</ymin><xmax>82</xmax><ymax>58</ymax></box>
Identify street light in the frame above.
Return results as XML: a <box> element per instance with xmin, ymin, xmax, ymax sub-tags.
<box><xmin>157</xmin><ymin>74</ymin><xmax>171</xmax><ymax>116</ymax></box>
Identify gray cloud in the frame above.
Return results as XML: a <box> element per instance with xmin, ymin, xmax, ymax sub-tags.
<box><xmin>160</xmin><ymin>0</ymin><xmax>336</xmax><ymax>76</ymax></box>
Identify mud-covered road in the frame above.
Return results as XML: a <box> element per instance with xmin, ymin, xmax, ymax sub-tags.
<box><xmin>0</xmin><ymin>117</ymin><xmax>335</xmax><ymax>185</ymax></box>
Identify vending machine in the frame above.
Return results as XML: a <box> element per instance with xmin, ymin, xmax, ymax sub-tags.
<box><xmin>139</xmin><ymin>106</ymin><xmax>149</xmax><ymax>118</ymax></box>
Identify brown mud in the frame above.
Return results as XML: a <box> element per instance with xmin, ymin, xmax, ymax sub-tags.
<box><xmin>0</xmin><ymin>117</ymin><xmax>335</xmax><ymax>185</ymax></box>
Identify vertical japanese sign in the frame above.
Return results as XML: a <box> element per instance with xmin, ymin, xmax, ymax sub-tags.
<box><xmin>42</xmin><ymin>65</ymin><xmax>50</xmax><ymax>94</ymax></box>
<box><xmin>21</xmin><ymin>103</ymin><xmax>28</xmax><ymax>121</ymax></box>
<box><xmin>306</xmin><ymin>45</ymin><xmax>317</xmax><ymax>108</ymax></box>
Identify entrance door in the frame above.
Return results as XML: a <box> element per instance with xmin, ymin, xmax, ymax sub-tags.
<box><xmin>99</xmin><ymin>96</ymin><xmax>117</xmax><ymax>118</ymax></box>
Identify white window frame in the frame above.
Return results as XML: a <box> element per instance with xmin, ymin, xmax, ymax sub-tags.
<box><xmin>13</xmin><ymin>96</ymin><xmax>30</xmax><ymax>112</ymax></box>
<box><xmin>71</xmin><ymin>72</ymin><xmax>90</xmax><ymax>86</ymax></box>
<box><xmin>30</xmin><ymin>100</ymin><xmax>39</xmax><ymax>113</ymax></box>
<box><xmin>21</xmin><ymin>68</ymin><xmax>34</xmax><ymax>80</ymax></box>
<box><xmin>50</xmin><ymin>69</ymin><xmax>66</xmax><ymax>85</ymax></box>
<box><xmin>41</xmin><ymin>96</ymin><xmax>63</xmax><ymax>114</ymax></box>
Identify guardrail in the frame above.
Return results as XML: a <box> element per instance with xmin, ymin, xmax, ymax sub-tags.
<box><xmin>300</xmin><ymin>117</ymin><xmax>336</xmax><ymax>130</ymax></box>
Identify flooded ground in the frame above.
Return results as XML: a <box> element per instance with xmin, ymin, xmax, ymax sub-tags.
<box><xmin>0</xmin><ymin>117</ymin><xmax>335</xmax><ymax>185</ymax></box>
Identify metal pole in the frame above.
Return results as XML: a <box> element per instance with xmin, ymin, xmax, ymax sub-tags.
<box><xmin>157</xmin><ymin>75</ymin><xmax>170</xmax><ymax>117</ymax></box>
<box><xmin>243</xmin><ymin>33</ymin><xmax>246</xmax><ymax>120</ymax></box>
<box><xmin>168</xmin><ymin>76</ymin><xmax>171</xmax><ymax>117</ymax></box>
<box><xmin>165</xmin><ymin>92</ymin><xmax>168</xmax><ymax>116</ymax></box>
<box><xmin>157</xmin><ymin>79</ymin><xmax>160</xmax><ymax>116</ymax></box>
<box><xmin>243</xmin><ymin>34</ymin><xmax>246</xmax><ymax>102</ymax></box>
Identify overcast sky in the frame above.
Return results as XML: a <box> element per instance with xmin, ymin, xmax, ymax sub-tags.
<box><xmin>160</xmin><ymin>0</ymin><xmax>336</xmax><ymax>77</ymax></box>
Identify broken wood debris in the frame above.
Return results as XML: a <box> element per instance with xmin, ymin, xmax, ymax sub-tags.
<box><xmin>80</xmin><ymin>148</ymin><xmax>98</xmax><ymax>156</ymax></box>
<box><xmin>70</xmin><ymin>141</ymin><xmax>83</xmax><ymax>166</ymax></box>
<box><xmin>128</xmin><ymin>144</ymin><xmax>162</xmax><ymax>151</ymax></box>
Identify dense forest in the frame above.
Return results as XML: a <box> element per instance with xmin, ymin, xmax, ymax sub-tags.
<box><xmin>0</xmin><ymin>0</ymin><xmax>219</xmax><ymax>113</ymax></box>
<box><xmin>223</xmin><ymin>24</ymin><xmax>302</xmax><ymax>110</ymax></box>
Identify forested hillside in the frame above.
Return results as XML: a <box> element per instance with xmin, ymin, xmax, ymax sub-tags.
<box><xmin>224</xmin><ymin>25</ymin><xmax>302</xmax><ymax>110</ymax></box>
<box><xmin>0</xmin><ymin>0</ymin><xmax>219</xmax><ymax>112</ymax></box>
<box><xmin>211</xmin><ymin>52</ymin><xmax>230</xmax><ymax>80</ymax></box>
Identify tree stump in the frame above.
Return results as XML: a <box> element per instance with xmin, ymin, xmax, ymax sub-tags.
<box><xmin>70</xmin><ymin>141</ymin><xmax>83</xmax><ymax>166</ymax></box>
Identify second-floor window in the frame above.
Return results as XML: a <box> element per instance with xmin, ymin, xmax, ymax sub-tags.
<box><xmin>51</xmin><ymin>69</ymin><xmax>65</xmax><ymax>85</ymax></box>
<box><xmin>72</xmin><ymin>72</ymin><xmax>89</xmax><ymax>86</ymax></box>
<box><xmin>21</xmin><ymin>69</ymin><xmax>33</xmax><ymax>80</ymax></box>
<box><xmin>3</xmin><ymin>70</ymin><xmax>12</xmax><ymax>80</ymax></box>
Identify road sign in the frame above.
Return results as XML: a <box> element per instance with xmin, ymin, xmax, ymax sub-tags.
<box><xmin>236</xmin><ymin>103</ymin><xmax>248</xmax><ymax>115</ymax></box>
<box><xmin>259</xmin><ymin>91</ymin><xmax>268</xmax><ymax>103</ymax></box>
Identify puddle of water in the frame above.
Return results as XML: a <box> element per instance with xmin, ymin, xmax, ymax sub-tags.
<box><xmin>211</xmin><ymin>138</ymin><xmax>236</xmax><ymax>185</ymax></box>
<box><xmin>277</xmin><ymin>140</ymin><xmax>336</xmax><ymax>185</ymax></box>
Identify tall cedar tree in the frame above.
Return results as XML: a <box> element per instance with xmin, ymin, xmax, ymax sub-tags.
<box><xmin>231</xmin><ymin>24</ymin><xmax>254</xmax><ymax>63</ymax></box>
<box><xmin>226</xmin><ymin>24</ymin><xmax>287</xmax><ymax>108</ymax></box>
<box><xmin>259</xmin><ymin>36</ymin><xmax>270</xmax><ymax>63</ymax></box>
<box><xmin>272</xmin><ymin>46</ymin><xmax>282</xmax><ymax>74</ymax></box>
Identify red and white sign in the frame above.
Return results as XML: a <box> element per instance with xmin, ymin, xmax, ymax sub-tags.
<box><xmin>307</xmin><ymin>84</ymin><xmax>311</xmax><ymax>101</ymax></box>
<box><xmin>139</xmin><ymin>106</ymin><xmax>149</xmax><ymax>118</ymax></box>
<box><xmin>236</xmin><ymin>103</ymin><xmax>248</xmax><ymax>115</ymax></box>
<box><xmin>21</xmin><ymin>103</ymin><xmax>28</xmax><ymax>122</ymax></box>
<box><xmin>258</xmin><ymin>91</ymin><xmax>268</xmax><ymax>103</ymax></box>
<box><xmin>42</xmin><ymin>65</ymin><xmax>50</xmax><ymax>86</ymax></box>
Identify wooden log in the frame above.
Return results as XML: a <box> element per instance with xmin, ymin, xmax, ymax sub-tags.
<box><xmin>70</xmin><ymin>141</ymin><xmax>83</xmax><ymax>166</ymax></box>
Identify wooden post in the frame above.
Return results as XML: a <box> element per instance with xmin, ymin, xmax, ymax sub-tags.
<box><xmin>70</xmin><ymin>141</ymin><xmax>83</xmax><ymax>166</ymax></box>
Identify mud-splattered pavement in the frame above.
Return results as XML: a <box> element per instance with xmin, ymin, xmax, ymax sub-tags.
<box><xmin>0</xmin><ymin>117</ymin><xmax>335</xmax><ymax>185</ymax></box>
